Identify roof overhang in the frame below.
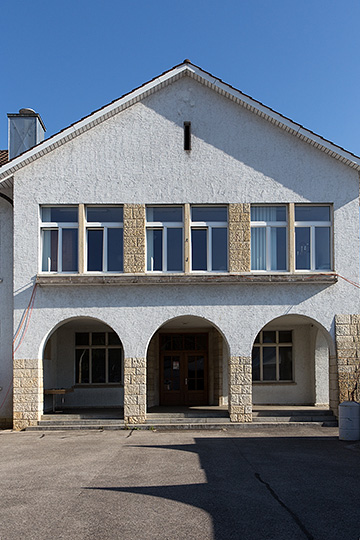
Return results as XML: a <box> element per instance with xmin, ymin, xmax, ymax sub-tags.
<box><xmin>1</xmin><ymin>61</ymin><xmax>360</xmax><ymax>191</ymax></box>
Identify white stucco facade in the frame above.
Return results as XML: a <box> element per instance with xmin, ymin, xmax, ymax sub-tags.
<box><xmin>1</xmin><ymin>62</ymin><xmax>360</xmax><ymax>428</ymax></box>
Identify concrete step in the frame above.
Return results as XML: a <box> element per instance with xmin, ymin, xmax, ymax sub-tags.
<box><xmin>26</xmin><ymin>420</ymin><xmax>338</xmax><ymax>432</ymax></box>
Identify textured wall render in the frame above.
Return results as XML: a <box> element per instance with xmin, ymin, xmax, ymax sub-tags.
<box><xmin>335</xmin><ymin>315</ymin><xmax>360</xmax><ymax>404</ymax></box>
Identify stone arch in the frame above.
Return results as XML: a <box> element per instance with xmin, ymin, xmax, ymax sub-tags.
<box><xmin>42</xmin><ymin>315</ymin><xmax>125</xmax><ymax>414</ymax></box>
<box><xmin>141</xmin><ymin>314</ymin><xmax>229</xmax><ymax>414</ymax></box>
<box><xmin>250</xmin><ymin>313</ymin><xmax>336</xmax><ymax>411</ymax></box>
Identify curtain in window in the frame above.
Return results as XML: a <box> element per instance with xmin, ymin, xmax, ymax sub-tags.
<box><xmin>251</xmin><ymin>228</ymin><xmax>266</xmax><ymax>270</ymax></box>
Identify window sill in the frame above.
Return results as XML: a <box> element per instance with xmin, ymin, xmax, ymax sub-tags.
<box><xmin>36</xmin><ymin>272</ymin><xmax>338</xmax><ymax>286</ymax></box>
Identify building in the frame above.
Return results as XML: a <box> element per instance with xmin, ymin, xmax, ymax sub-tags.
<box><xmin>0</xmin><ymin>61</ymin><xmax>359</xmax><ymax>430</ymax></box>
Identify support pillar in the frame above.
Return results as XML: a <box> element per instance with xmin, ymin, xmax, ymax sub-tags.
<box><xmin>123</xmin><ymin>356</ymin><xmax>146</xmax><ymax>424</ymax></box>
<box><xmin>228</xmin><ymin>355</ymin><xmax>252</xmax><ymax>422</ymax></box>
<box><xmin>13</xmin><ymin>358</ymin><xmax>43</xmax><ymax>430</ymax></box>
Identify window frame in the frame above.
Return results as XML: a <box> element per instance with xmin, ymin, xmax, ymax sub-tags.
<box><xmin>294</xmin><ymin>204</ymin><xmax>332</xmax><ymax>272</ymax></box>
<box><xmin>75</xmin><ymin>331</ymin><xmax>123</xmax><ymax>386</ymax></box>
<box><xmin>252</xmin><ymin>329</ymin><xmax>293</xmax><ymax>383</ymax></box>
<box><xmin>190</xmin><ymin>206</ymin><xmax>228</xmax><ymax>273</ymax></box>
<box><xmin>250</xmin><ymin>205</ymin><xmax>288</xmax><ymax>272</ymax></box>
<box><xmin>146</xmin><ymin>206</ymin><xmax>184</xmax><ymax>273</ymax></box>
<box><xmin>40</xmin><ymin>205</ymin><xmax>79</xmax><ymax>273</ymax></box>
<box><xmin>85</xmin><ymin>206</ymin><xmax>123</xmax><ymax>273</ymax></box>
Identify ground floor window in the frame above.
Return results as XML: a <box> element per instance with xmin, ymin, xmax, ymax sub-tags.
<box><xmin>252</xmin><ymin>330</ymin><xmax>292</xmax><ymax>381</ymax></box>
<box><xmin>75</xmin><ymin>331</ymin><xmax>122</xmax><ymax>384</ymax></box>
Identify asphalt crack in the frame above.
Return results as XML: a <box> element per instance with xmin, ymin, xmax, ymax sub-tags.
<box><xmin>254</xmin><ymin>472</ymin><xmax>315</xmax><ymax>540</ymax></box>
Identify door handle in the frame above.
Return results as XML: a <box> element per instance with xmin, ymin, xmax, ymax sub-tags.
<box><xmin>185</xmin><ymin>378</ymin><xmax>188</xmax><ymax>385</ymax></box>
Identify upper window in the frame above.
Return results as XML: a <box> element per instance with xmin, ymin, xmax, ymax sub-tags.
<box><xmin>251</xmin><ymin>206</ymin><xmax>287</xmax><ymax>271</ymax></box>
<box><xmin>41</xmin><ymin>206</ymin><xmax>78</xmax><ymax>272</ymax></box>
<box><xmin>191</xmin><ymin>206</ymin><xmax>228</xmax><ymax>272</ymax></box>
<box><xmin>295</xmin><ymin>205</ymin><xmax>331</xmax><ymax>271</ymax></box>
<box><xmin>86</xmin><ymin>207</ymin><xmax>123</xmax><ymax>272</ymax></box>
<box><xmin>252</xmin><ymin>330</ymin><xmax>293</xmax><ymax>382</ymax></box>
<box><xmin>146</xmin><ymin>207</ymin><xmax>183</xmax><ymax>272</ymax></box>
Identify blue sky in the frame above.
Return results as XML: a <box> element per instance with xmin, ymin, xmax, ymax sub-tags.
<box><xmin>1</xmin><ymin>0</ymin><xmax>360</xmax><ymax>155</ymax></box>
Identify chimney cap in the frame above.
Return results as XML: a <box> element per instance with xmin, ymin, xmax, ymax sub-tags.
<box><xmin>19</xmin><ymin>108</ymin><xmax>36</xmax><ymax>115</ymax></box>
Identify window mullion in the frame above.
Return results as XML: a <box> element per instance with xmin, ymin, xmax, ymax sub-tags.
<box><xmin>260</xmin><ymin>347</ymin><xmax>263</xmax><ymax>381</ymax></box>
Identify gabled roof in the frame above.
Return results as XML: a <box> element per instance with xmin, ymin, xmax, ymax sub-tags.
<box><xmin>1</xmin><ymin>60</ymin><xmax>360</xmax><ymax>189</ymax></box>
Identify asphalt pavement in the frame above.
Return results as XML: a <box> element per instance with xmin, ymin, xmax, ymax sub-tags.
<box><xmin>0</xmin><ymin>426</ymin><xmax>359</xmax><ymax>540</ymax></box>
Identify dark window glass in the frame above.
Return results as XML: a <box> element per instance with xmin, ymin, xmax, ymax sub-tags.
<box><xmin>42</xmin><ymin>229</ymin><xmax>59</xmax><ymax>271</ymax></box>
<box><xmin>147</xmin><ymin>207</ymin><xmax>182</xmax><ymax>222</ymax></box>
<box><xmin>108</xmin><ymin>349</ymin><xmax>121</xmax><ymax>383</ymax></box>
<box><xmin>196</xmin><ymin>334</ymin><xmax>207</xmax><ymax>350</ymax></box>
<box><xmin>295</xmin><ymin>227</ymin><xmax>310</xmax><ymax>269</ymax></box>
<box><xmin>62</xmin><ymin>229</ymin><xmax>78</xmax><ymax>272</ymax></box>
<box><xmin>184</xmin><ymin>334</ymin><xmax>196</xmax><ymax>350</ymax></box>
<box><xmin>295</xmin><ymin>206</ymin><xmax>330</xmax><ymax>222</ymax></box>
<box><xmin>192</xmin><ymin>207</ymin><xmax>227</xmax><ymax>222</ymax></box>
<box><xmin>315</xmin><ymin>227</ymin><xmax>331</xmax><ymax>270</ymax></box>
<box><xmin>108</xmin><ymin>228</ymin><xmax>123</xmax><ymax>271</ymax></box>
<box><xmin>271</xmin><ymin>227</ymin><xmax>287</xmax><ymax>271</ymax></box>
<box><xmin>88</xmin><ymin>230</ymin><xmax>103</xmax><ymax>271</ymax></box>
<box><xmin>87</xmin><ymin>207</ymin><xmax>123</xmax><ymax>223</ymax></box>
<box><xmin>172</xmin><ymin>335</ymin><xmax>183</xmax><ymax>351</ymax></box>
<box><xmin>252</xmin><ymin>348</ymin><xmax>260</xmax><ymax>380</ymax></box>
<box><xmin>147</xmin><ymin>229</ymin><xmax>163</xmax><ymax>271</ymax></box>
<box><xmin>167</xmin><ymin>228</ymin><xmax>183</xmax><ymax>271</ymax></box>
<box><xmin>212</xmin><ymin>227</ymin><xmax>227</xmax><ymax>271</ymax></box>
<box><xmin>263</xmin><ymin>347</ymin><xmax>276</xmax><ymax>380</ymax></box>
<box><xmin>76</xmin><ymin>349</ymin><xmax>89</xmax><ymax>384</ymax></box>
<box><xmin>108</xmin><ymin>332</ymin><xmax>121</xmax><ymax>346</ymax></box>
<box><xmin>251</xmin><ymin>206</ymin><xmax>286</xmax><ymax>222</ymax></box>
<box><xmin>279</xmin><ymin>331</ymin><xmax>292</xmax><ymax>343</ymax></box>
<box><xmin>75</xmin><ymin>333</ymin><xmax>89</xmax><ymax>346</ymax></box>
<box><xmin>254</xmin><ymin>333</ymin><xmax>260</xmax><ymax>344</ymax></box>
<box><xmin>92</xmin><ymin>349</ymin><xmax>106</xmax><ymax>383</ymax></box>
<box><xmin>192</xmin><ymin>229</ymin><xmax>207</xmax><ymax>270</ymax></box>
<box><xmin>187</xmin><ymin>356</ymin><xmax>196</xmax><ymax>376</ymax></box>
<box><xmin>42</xmin><ymin>207</ymin><xmax>78</xmax><ymax>223</ymax></box>
<box><xmin>92</xmin><ymin>333</ymin><xmax>106</xmax><ymax>346</ymax></box>
<box><xmin>279</xmin><ymin>347</ymin><xmax>292</xmax><ymax>380</ymax></box>
<box><xmin>263</xmin><ymin>331</ymin><xmax>276</xmax><ymax>343</ymax></box>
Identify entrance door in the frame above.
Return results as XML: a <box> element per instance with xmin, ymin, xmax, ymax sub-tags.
<box><xmin>160</xmin><ymin>333</ymin><xmax>208</xmax><ymax>406</ymax></box>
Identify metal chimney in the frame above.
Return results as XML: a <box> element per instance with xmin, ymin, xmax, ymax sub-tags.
<box><xmin>8</xmin><ymin>108</ymin><xmax>46</xmax><ymax>160</ymax></box>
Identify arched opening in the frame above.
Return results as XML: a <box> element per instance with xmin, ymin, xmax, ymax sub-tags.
<box><xmin>251</xmin><ymin>314</ymin><xmax>335</xmax><ymax>410</ymax></box>
<box><xmin>146</xmin><ymin>315</ymin><xmax>229</xmax><ymax>410</ymax></box>
<box><xmin>42</xmin><ymin>317</ymin><xmax>124</xmax><ymax>415</ymax></box>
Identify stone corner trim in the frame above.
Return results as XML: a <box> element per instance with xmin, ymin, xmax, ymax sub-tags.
<box><xmin>13</xmin><ymin>358</ymin><xmax>43</xmax><ymax>430</ymax></box>
<box><xmin>229</xmin><ymin>355</ymin><xmax>252</xmax><ymax>422</ymax></box>
<box><xmin>228</xmin><ymin>203</ymin><xmax>251</xmax><ymax>273</ymax></box>
<box><xmin>335</xmin><ymin>314</ymin><xmax>360</xmax><ymax>404</ymax></box>
<box><xmin>123</xmin><ymin>204</ymin><xmax>146</xmax><ymax>274</ymax></box>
